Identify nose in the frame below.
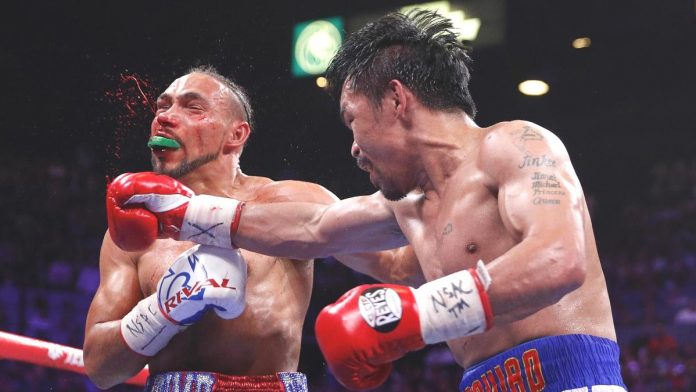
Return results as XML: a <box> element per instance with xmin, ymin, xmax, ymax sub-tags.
<box><xmin>155</xmin><ymin>109</ymin><xmax>178</xmax><ymax>129</ymax></box>
<box><xmin>351</xmin><ymin>141</ymin><xmax>361</xmax><ymax>158</ymax></box>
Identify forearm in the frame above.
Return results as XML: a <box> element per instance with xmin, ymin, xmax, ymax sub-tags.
<box><xmin>486</xmin><ymin>237</ymin><xmax>585</xmax><ymax>324</ymax></box>
<box><xmin>234</xmin><ymin>202</ymin><xmax>336</xmax><ymax>259</ymax></box>
<box><xmin>334</xmin><ymin>247</ymin><xmax>426</xmax><ymax>286</ymax></box>
<box><xmin>233</xmin><ymin>197</ymin><xmax>405</xmax><ymax>258</ymax></box>
<box><xmin>84</xmin><ymin>321</ymin><xmax>148</xmax><ymax>389</ymax></box>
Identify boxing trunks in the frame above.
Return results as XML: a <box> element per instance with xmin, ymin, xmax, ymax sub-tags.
<box><xmin>459</xmin><ymin>334</ymin><xmax>626</xmax><ymax>392</ymax></box>
<box><xmin>145</xmin><ymin>371</ymin><xmax>308</xmax><ymax>392</ymax></box>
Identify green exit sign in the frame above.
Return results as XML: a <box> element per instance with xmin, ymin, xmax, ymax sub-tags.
<box><xmin>291</xmin><ymin>17</ymin><xmax>344</xmax><ymax>78</ymax></box>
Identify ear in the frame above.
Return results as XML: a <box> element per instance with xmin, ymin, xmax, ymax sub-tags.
<box><xmin>385</xmin><ymin>79</ymin><xmax>415</xmax><ymax>126</ymax></box>
<box><xmin>385</xmin><ymin>79</ymin><xmax>414</xmax><ymax>118</ymax></box>
<box><xmin>222</xmin><ymin>121</ymin><xmax>251</xmax><ymax>154</ymax></box>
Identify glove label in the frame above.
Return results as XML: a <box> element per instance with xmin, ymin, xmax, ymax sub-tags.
<box><xmin>162</xmin><ymin>277</ymin><xmax>237</xmax><ymax>314</ymax></box>
<box><xmin>358</xmin><ymin>287</ymin><xmax>402</xmax><ymax>332</ymax></box>
<box><xmin>156</xmin><ymin>245</ymin><xmax>245</xmax><ymax>325</ymax></box>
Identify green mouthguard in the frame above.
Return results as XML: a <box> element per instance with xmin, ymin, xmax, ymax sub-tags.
<box><xmin>148</xmin><ymin>136</ymin><xmax>181</xmax><ymax>149</ymax></box>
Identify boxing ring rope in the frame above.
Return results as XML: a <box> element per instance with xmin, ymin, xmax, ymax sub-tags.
<box><xmin>0</xmin><ymin>330</ymin><xmax>148</xmax><ymax>386</ymax></box>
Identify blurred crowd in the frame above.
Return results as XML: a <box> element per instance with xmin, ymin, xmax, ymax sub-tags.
<box><xmin>1</xmin><ymin>150</ymin><xmax>694</xmax><ymax>391</ymax></box>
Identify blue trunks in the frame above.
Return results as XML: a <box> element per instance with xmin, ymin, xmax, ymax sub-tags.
<box><xmin>145</xmin><ymin>371</ymin><xmax>308</xmax><ymax>392</ymax></box>
<box><xmin>459</xmin><ymin>334</ymin><xmax>626</xmax><ymax>392</ymax></box>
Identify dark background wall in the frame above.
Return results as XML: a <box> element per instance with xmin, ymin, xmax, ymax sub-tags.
<box><xmin>2</xmin><ymin>1</ymin><xmax>694</xmax><ymax>205</ymax></box>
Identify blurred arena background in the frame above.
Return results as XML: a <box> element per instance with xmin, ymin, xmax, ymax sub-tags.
<box><xmin>0</xmin><ymin>0</ymin><xmax>694</xmax><ymax>390</ymax></box>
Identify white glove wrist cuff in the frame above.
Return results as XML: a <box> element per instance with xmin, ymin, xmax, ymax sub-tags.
<box><xmin>180</xmin><ymin>195</ymin><xmax>244</xmax><ymax>248</ymax></box>
<box><xmin>413</xmin><ymin>260</ymin><xmax>493</xmax><ymax>344</ymax></box>
<box><xmin>120</xmin><ymin>294</ymin><xmax>185</xmax><ymax>357</ymax></box>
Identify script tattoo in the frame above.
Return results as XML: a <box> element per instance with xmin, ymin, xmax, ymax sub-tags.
<box><xmin>530</xmin><ymin>172</ymin><xmax>564</xmax><ymax>205</ymax></box>
<box><xmin>430</xmin><ymin>278</ymin><xmax>475</xmax><ymax>318</ymax></box>
<box><xmin>519</xmin><ymin>154</ymin><xmax>556</xmax><ymax>169</ymax></box>
<box><xmin>442</xmin><ymin>223</ymin><xmax>453</xmax><ymax>236</ymax></box>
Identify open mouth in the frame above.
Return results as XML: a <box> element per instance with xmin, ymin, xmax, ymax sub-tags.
<box><xmin>147</xmin><ymin>136</ymin><xmax>181</xmax><ymax>152</ymax></box>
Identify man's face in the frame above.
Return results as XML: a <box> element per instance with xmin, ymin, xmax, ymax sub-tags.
<box><xmin>150</xmin><ymin>73</ymin><xmax>233</xmax><ymax>178</ymax></box>
<box><xmin>340</xmin><ymin>83</ymin><xmax>414</xmax><ymax>201</ymax></box>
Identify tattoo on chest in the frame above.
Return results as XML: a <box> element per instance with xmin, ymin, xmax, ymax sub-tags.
<box><xmin>442</xmin><ymin>223</ymin><xmax>453</xmax><ymax>236</ymax></box>
<box><xmin>530</xmin><ymin>172</ymin><xmax>565</xmax><ymax>205</ymax></box>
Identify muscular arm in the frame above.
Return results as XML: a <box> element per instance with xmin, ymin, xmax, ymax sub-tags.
<box><xmin>334</xmin><ymin>246</ymin><xmax>425</xmax><ymax>286</ymax></box>
<box><xmin>83</xmin><ymin>233</ymin><xmax>147</xmax><ymax>389</ymax></box>
<box><xmin>236</xmin><ymin>188</ymin><xmax>410</xmax><ymax>260</ymax></box>
<box><xmin>482</xmin><ymin>122</ymin><xmax>588</xmax><ymax>324</ymax></box>
<box><xmin>252</xmin><ymin>182</ymin><xmax>423</xmax><ymax>285</ymax></box>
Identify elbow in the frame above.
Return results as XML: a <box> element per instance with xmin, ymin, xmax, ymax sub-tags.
<box><xmin>560</xmin><ymin>252</ymin><xmax>586</xmax><ymax>293</ymax></box>
<box><xmin>306</xmin><ymin>226</ymin><xmax>338</xmax><ymax>259</ymax></box>
<box><xmin>547</xmin><ymin>241</ymin><xmax>586</xmax><ymax>300</ymax></box>
<box><xmin>84</xmin><ymin>364</ymin><xmax>110</xmax><ymax>389</ymax></box>
<box><xmin>89</xmin><ymin>375</ymin><xmax>118</xmax><ymax>391</ymax></box>
<box><xmin>83</xmin><ymin>346</ymin><xmax>121</xmax><ymax>390</ymax></box>
<box><xmin>85</xmin><ymin>367</ymin><xmax>122</xmax><ymax>390</ymax></box>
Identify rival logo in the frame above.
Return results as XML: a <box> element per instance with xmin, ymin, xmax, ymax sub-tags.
<box><xmin>162</xmin><ymin>278</ymin><xmax>237</xmax><ymax>314</ymax></box>
<box><xmin>358</xmin><ymin>287</ymin><xmax>402</xmax><ymax>332</ymax></box>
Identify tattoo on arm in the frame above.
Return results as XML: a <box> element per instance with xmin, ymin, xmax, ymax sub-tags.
<box><xmin>513</xmin><ymin>126</ymin><xmax>557</xmax><ymax>169</ymax></box>
<box><xmin>530</xmin><ymin>172</ymin><xmax>565</xmax><ymax>205</ymax></box>
<box><xmin>513</xmin><ymin>125</ymin><xmax>544</xmax><ymax>154</ymax></box>
<box><xmin>518</xmin><ymin>154</ymin><xmax>557</xmax><ymax>169</ymax></box>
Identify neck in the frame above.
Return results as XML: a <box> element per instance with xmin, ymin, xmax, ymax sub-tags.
<box><xmin>410</xmin><ymin>111</ymin><xmax>480</xmax><ymax>198</ymax></box>
<box><xmin>178</xmin><ymin>155</ymin><xmax>245</xmax><ymax>197</ymax></box>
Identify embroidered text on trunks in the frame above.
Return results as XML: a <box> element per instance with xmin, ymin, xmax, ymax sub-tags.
<box><xmin>463</xmin><ymin>349</ymin><xmax>545</xmax><ymax>392</ymax></box>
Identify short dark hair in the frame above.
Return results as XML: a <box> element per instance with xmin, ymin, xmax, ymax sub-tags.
<box><xmin>326</xmin><ymin>10</ymin><xmax>477</xmax><ymax>117</ymax></box>
<box><xmin>187</xmin><ymin>65</ymin><xmax>255</xmax><ymax>130</ymax></box>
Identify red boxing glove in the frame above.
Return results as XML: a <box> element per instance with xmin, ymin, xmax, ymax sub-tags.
<box><xmin>107</xmin><ymin>172</ymin><xmax>244</xmax><ymax>252</ymax></box>
<box><xmin>315</xmin><ymin>284</ymin><xmax>426</xmax><ymax>391</ymax></box>
<box><xmin>106</xmin><ymin>172</ymin><xmax>194</xmax><ymax>251</ymax></box>
<box><xmin>316</xmin><ymin>262</ymin><xmax>493</xmax><ymax>391</ymax></box>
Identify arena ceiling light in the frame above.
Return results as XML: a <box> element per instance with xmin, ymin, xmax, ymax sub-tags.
<box><xmin>518</xmin><ymin>80</ymin><xmax>549</xmax><ymax>96</ymax></box>
<box><xmin>572</xmin><ymin>37</ymin><xmax>592</xmax><ymax>49</ymax></box>
<box><xmin>291</xmin><ymin>17</ymin><xmax>344</xmax><ymax>78</ymax></box>
<box><xmin>401</xmin><ymin>1</ymin><xmax>481</xmax><ymax>41</ymax></box>
<box><xmin>315</xmin><ymin>76</ymin><xmax>328</xmax><ymax>88</ymax></box>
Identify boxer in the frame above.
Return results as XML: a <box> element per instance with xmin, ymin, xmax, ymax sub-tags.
<box><xmin>104</xmin><ymin>11</ymin><xmax>626</xmax><ymax>391</ymax></box>
<box><xmin>84</xmin><ymin>67</ymin><xmax>420</xmax><ymax>391</ymax></box>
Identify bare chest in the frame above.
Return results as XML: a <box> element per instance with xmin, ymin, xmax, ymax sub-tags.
<box><xmin>136</xmin><ymin>239</ymin><xmax>309</xmax><ymax>296</ymax></box>
<box><xmin>398</xmin><ymin>180</ymin><xmax>516</xmax><ymax>280</ymax></box>
<box><xmin>136</xmin><ymin>240</ymin><xmax>198</xmax><ymax>296</ymax></box>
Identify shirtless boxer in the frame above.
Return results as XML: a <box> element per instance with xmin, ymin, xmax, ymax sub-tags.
<box><xmin>104</xmin><ymin>12</ymin><xmax>626</xmax><ymax>392</ymax></box>
<box><xmin>83</xmin><ymin>66</ymin><xmax>420</xmax><ymax>391</ymax></box>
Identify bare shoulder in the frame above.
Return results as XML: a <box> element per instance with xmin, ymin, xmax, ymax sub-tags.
<box><xmin>253</xmin><ymin>178</ymin><xmax>339</xmax><ymax>205</ymax></box>
<box><xmin>478</xmin><ymin>120</ymin><xmax>570</xmax><ymax>180</ymax></box>
<box><xmin>100</xmin><ymin>230</ymin><xmax>142</xmax><ymax>267</ymax></box>
<box><xmin>481</xmin><ymin>120</ymin><xmax>565</xmax><ymax>155</ymax></box>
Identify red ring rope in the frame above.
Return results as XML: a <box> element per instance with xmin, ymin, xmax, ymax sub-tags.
<box><xmin>0</xmin><ymin>330</ymin><xmax>148</xmax><ymax>386</ymax></box>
